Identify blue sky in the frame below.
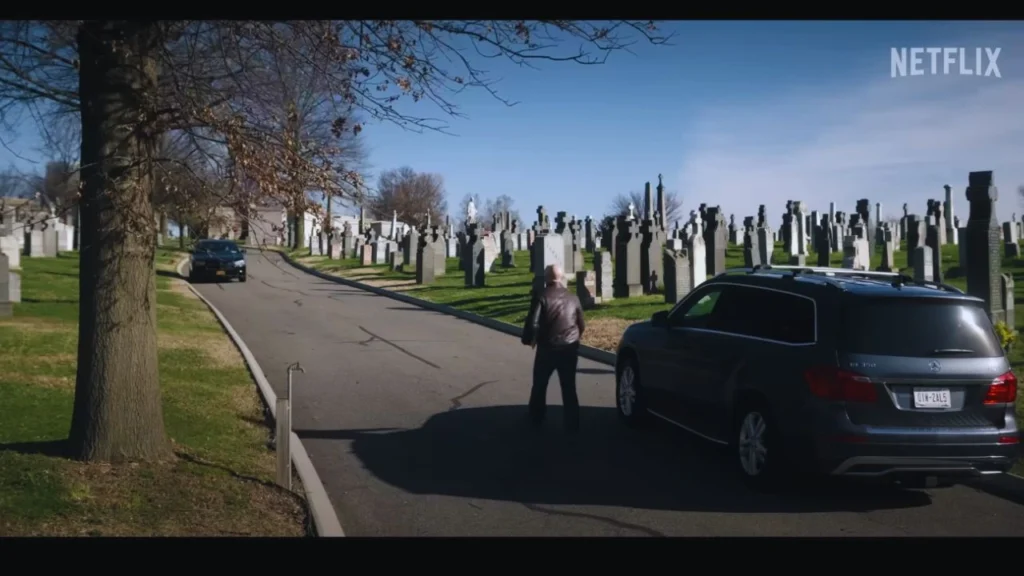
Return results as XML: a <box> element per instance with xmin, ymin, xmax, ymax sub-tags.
<box><xmin>3</xmin><ymin>21</ymin><xmax>1023</xmax><ymax>225</ymax></box>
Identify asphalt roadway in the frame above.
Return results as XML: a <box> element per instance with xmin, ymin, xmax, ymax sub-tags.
<box><xmin>189</xmin><ymin>249</ymin><xmax>1024</xmax><ymax>536</ymax></box>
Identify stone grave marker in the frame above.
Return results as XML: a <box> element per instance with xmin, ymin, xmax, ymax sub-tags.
<box><xmin>613</xmin><ymin>217</ymin><xmax>642</xmax><ymax>298</ymax></box>
<box><xmin>531</xmin><ymin>231</ymin><xmax>565</xmax><ymax>293</ymax></box>
<box><xmin>926</xmin><ymin>224</ymin><xmax>943</xmax><ymax>282</ymax></box>
<box><xmin>465</xmin><ymin>224</ymin><xmax>486</xmax><ymax>288</ymax></box>
<box><xmin>663</xmin><ymin>248</ymin><xmax>691</xmax><ymax>304</ymax></box>
<box><xmin>594</xmin><ymin>250</ymin><xmax>613</xmax><ymax>302</ymax></box>
<box><xmin>878</xmin><ymin>226</ymin><xmax>895</xmax><ymax>272</ymax></box>
<box><xmin>576</xmin><ymin>270</ymin><xmax>598</xmax><ymax>309</ymax></box>
<box><xmin>688</xmin><ymin>230</ymin><xmax>708</xmax><ymax>289</ymax></box>
<box><xmin>816</xmin><ymin>214</ymin><xmax>832</xmax><ymax>267</ymax></box>
<box><xmin>743</xmin><ymin>217</ymin><xmax>760</xmax><ymax>268</ymax></box>
<box><xmin>965</xmin><ymin>171</ymin><xmax>1005</xmax><ymax>324</ymax></box>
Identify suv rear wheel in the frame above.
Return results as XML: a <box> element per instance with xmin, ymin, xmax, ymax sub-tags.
<box><xmin>732</xmin><ymin>403</ymin><xmax>785</xmax><ymax>491</ymax></box>
<box><xmin>615</xmin><ymin>356</ymin><xmax>647</xmax><ymax>427</ymax></box>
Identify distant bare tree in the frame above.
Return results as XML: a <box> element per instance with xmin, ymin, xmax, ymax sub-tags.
<box><xmin>0</xmin><ymin>166</ymin><xmax>28</xmax><ymax>198</ymax></box>
<box><xmin>29</xmin><ymin>160</ymin><xmax>78</xmax><ymax>210</ymax></box>
<box><xmin>367</xmin><ymin>166</ymin><xmax>447</xmax><ymax>229</ymax></box>
<box><xmin>479</xmin><ymin>194</ymin><xmax>522</xmax><ymax>230</ymax></box>
<box><xmin>609</xmin><ymin>189</ymin><xmax>683</xmax><ymax>225</ymax></box>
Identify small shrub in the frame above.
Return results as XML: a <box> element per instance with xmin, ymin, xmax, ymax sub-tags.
<box><xmin>994</xmin><ymin>321</ymin><xmax>1017</xmax><ymax>350</ymax></box>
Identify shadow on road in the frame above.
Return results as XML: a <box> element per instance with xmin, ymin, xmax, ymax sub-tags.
<box><xmin>296</xmin><ymin>405</ymin><xmax>933</xmax><ymax>514</ymax></box>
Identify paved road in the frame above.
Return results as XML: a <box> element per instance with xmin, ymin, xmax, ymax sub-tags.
<box><xmin>191</xmin><ymin>250</ymin><xmax>1024</xmax><ymax>536</ymax></box>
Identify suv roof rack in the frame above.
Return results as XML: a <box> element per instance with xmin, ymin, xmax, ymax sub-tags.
<box><xmin>715</xmin><ymin>264</ymin><xmax>964</xmax><ymax>294</ymax></box>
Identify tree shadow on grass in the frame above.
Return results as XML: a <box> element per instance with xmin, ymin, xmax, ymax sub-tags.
<box><xmin>0</xmin><ymin>439</ymin><xmax>68</xmax><ymax>458</ymax></box>
<box><xmin>156</xmin><ymin>269</ymin><xmax>185</xmax><ymax>281</ymax></box>
<box><xmin>21</xmin><ymin>298</ymin><xmax>79</xmax><ymax>304</ymax></box>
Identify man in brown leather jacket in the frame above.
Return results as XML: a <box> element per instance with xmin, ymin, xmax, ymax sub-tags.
<box><xmin>521</xmin><ymin>264</ymin><xmax>586</xmax><ymax>431</ymax></box>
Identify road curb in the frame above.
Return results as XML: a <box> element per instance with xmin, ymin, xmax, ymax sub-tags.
<box><xmin>269</xmin><ymin>249</ymin><xmax>618</xmax><ymax>367</ymax></box>
<box><xmin>175</xmin><ymin>257</ymin><xmax>345</xmax><ymax>537</ymax></box>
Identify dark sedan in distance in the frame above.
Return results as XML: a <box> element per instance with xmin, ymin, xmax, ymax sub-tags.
<box><xmin>188</xmin><ymin>239</ymin><xmax>247</xmax><ymax>283</ymax></box>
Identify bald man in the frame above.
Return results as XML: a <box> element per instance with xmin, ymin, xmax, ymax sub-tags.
<box><xmin>521</xmin><ymin>264</ymin><xmax>586</xmax><ymax>431</ymax></box>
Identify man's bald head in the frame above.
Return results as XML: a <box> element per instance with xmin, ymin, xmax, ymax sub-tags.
<box><xmin>545</xmin><ymin>264</ymin><xmax>564</xmax><ymax>286</ymax></box>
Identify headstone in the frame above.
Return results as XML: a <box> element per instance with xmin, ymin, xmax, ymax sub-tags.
<box><xmin>964</xmin><ymin>171</ymin><xmax>1005</xmax><ymax>324</ymax></box>
<box><xmin>816</xmin><ymin>214</ymin><xmax>833</xmax><ymax>267</ymax></box>
<box><xmin>925</xmin><ymin>224</ymin><xmax>943</xmax><ymax>282</ymax></box>
<box><xmin>531</xmin><ymin>231</ymin><xmax>565</xmax><ymax>293</ymax></box>
<box><xmin>944</xmin><ymin>184</ymin><xmax>957</xmax><ymax>246</ymax></box>
<box><xmin>640</xmin><ymin>217</ymin><xmax>666</xmax><ymax>290</ymax></box>
<box><xmin>360</xmin><ymin>243</ymin><xmax>373</xmax><ymax>266</ymax></box>
<box><xmin>688</xmin><ymin>231</ymin><xmax>708</xmax><ymax>290</ymax></box>
<box><xmin>388</xmin><ymin>249</ymin><xmax>403</xmax><ymax>271</ymax></box>
<box><xmin>0</xmin><ymin>252</ymin><xmax>17</xmax><ymax>317</ymax></box>
<box><xmin>1002</xmin><ymin>273</ymin><xmax>1015</xmax><ymax>330</ymax></box>
<box><xmin>856</xmin><ymin>199</ymin><xmax>874</xmax><ymax>256</ymax></box>
<box><xmin>1004</xmin><ymin>221</ymin><xmax>1021</xmax><ymax>258</ymax></box>
<box><xmin>842</xmin><ymin>236</ymin><xmax>870</xmax><ymax>271</ymax></box>
<box><xmin>24</xmin><ymin>230</ymin><xmax>43</xmax><ymax>258</ymax></box>
<box><xmin>576</xmin><ymin>270</ymin><xmax>598</xmax><ymax>309</ymax></box>
<box><xmin>416</xmin><ymin>229</ymin><xmax>439</xmax><ymax>284</ymax></box>
<box><xmin>912</xmin><ymin>242</ymin><xmax>934</xmax><ymax>282</ymax></box>
<box><xmin>594</xmin><ymin>250</ymin><xmax>613</xmax><ymax>302</ymax></box>
<box><xmin>878</xmin><ymin>226</ymin><xmax>895</xmax><ymax>272</ymax></box>
<box><xmin>402</xmin><ymin>226</ymin><xmax>419</xmax><ymax>271</ymax></box>
<box><xmin>613</xmin><ymin>217</ymin><xmax>643</xmax><ymax>298</ymax></box>
<box><xmin>742</xmin><ymin>217</ymin><xmax>760</xmax><ymax>268</ymax></box>
<box><xmin>0</xmin><ymin>234</ymin><xmax>18</xmax><ymax>270</ymax></box>
<box><xmin>663</xmin><ymin>248</ymin><xmax>691</xmax><ymax>304</ymax></box>
<box><xmin>756</xmin><ymin>227</ymin><xmax>773</xmax><ymax>265</ymax></box>
<box><xmin>704</xmin><ymin>207</ymin><xmax>727</xmax><ymax>276</ymax></box>
<box><xmin>465</xmin><ymin>224</ymin><xmax>486</xmax><ymax>287</ymax></box>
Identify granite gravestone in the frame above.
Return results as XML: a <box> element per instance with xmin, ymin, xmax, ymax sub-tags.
<box><xmin>964</xmin><ymin>171</ymin><xmax>1005</xmax><ymax>324</ymax></box>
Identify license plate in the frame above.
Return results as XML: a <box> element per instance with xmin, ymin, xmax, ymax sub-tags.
<box><xmin>913</xmin><ymin>388</ymin><xmax>951</xmax><ymax>408</ymax></box>
<box><xmin>215</xmin><ymin>270</ymin><xmax>225</xmax><ymax>276</ymax></box>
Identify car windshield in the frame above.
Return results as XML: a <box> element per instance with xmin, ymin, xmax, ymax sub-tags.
<box><xmin>195</xmin><ymin>241</ymin><xmax>239</xmax><ymax>254</ymax></box>
<box><xmin>838</xmin><ymin>297</ymin><xmax>1003</xmax><ymax>358</ymax></box>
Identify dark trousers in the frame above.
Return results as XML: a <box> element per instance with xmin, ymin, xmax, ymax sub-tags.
<box><xmin>529</xmin><ymin>343</ymin><xmax>580</xmax><ymax>430</ymax></box>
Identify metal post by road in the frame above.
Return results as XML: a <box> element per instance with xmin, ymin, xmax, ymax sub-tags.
<box><xmin>276</xmin><ymin>362</ymin><xmax>304</xmax><ymax>491</ymax></box>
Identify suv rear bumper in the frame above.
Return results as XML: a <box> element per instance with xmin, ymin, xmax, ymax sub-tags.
<box><xmin>813</xmin><ymin>435</ymin><xmax>1018</xmax><ymax>478</ymax></box>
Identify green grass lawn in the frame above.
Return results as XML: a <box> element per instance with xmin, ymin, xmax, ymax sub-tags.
<box><xmin>0</xmin><ymin>248</ymin><xmax>307</xmax><ymax>536</ymax></box>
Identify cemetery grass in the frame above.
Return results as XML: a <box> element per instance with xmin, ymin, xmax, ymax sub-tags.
<box><xmin>0</xmin><ymin>248</ymin><xmax>308</xmax><ymax>536</ymax></box>
<box><xmin>286</xmin><ymin>243</ymin><xmax>1024</xmax><ymax>471</ymax></box>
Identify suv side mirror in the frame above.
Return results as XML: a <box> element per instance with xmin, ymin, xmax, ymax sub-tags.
<box><xmin>651</xmin><ymin>310</ymin><xmax>669</xmax><ymax>327</ymax></box>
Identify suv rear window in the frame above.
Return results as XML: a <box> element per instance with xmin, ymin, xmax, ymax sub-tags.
<box><xmin>838</xmin><ymin>297</ymin><xmax>1004</xmax><ymax>358</ymax></box>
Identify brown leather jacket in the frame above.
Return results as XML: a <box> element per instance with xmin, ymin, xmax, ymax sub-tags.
<box><xmin>522</xmin><ymin>283</ymin><xmax>585</xmax><ymax>349</ymax></box>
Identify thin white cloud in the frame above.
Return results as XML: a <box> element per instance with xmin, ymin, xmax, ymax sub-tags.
<box><xmin>679</xmin><ymin>34</ymin><xmax>1024</xmax><ymax>225</ymax></box>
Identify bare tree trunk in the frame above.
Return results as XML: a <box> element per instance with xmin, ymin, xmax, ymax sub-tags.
<box><xmin>178</xmin><ymin>210</ymin><xmax>186</xmax><ymax>250</ymax></box>
<box><xmin>325</xmin><ymin>192</ymin><xmax>332</xmax><ymax>256</ymax></box>
<box><xmin>68</xmin><ymin>21</ymin><xmax>171</xmax><ymax>463</ymax></box>
<box><xmin>158</xmin><ymin>212</ymin><xmax>168</xmax><ymax>243</ymax></box>
<box><xmin>293</xmin><ymin>198</ymin><xmax>305</xmax><ymax>250</ymax></box>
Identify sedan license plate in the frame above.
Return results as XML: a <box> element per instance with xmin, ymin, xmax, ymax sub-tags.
<box><xmin>215</xmin><ymin>270</ymin><xmax>225</xmax><ymax>276</ymax></box>
<box><xmin>913</xmin><ymin>388</ymin><xmax>951</xmax><ymax>408</ymax></box>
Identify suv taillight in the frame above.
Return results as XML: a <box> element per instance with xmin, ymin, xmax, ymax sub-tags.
<box><xmin>804</xmin><ymin>365</ymin><xmax>877</xmax><ymax>403</ymax></box>
<box><xmin>984</xmin><ymin>371</ymin><xmax>1018</xmax><ymax>405</ymax></box>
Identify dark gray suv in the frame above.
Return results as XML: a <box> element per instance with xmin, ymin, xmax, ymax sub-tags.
<box><xmin>614</xmin><ymin>265</ymin><xmax>1019</xmax><ymax>490</ymax></box>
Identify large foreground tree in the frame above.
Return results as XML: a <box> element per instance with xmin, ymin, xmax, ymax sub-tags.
<box><xmin>0</xmin><ymin>20</ymin><xmax>667</xmax><ymax>462</ymax></box>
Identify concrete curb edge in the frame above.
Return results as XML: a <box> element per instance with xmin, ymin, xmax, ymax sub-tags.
<box><xmin>175</xmin><ymin>257</ymin><xmax>345</xmax><ymax>537</ymax></box>
<box><xmin>269</xmin><ymin>249</ymin><xmax>618</xmax><ymax>367</ymax></box>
